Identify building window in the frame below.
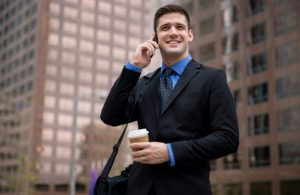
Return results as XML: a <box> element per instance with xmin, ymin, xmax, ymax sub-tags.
<box><xmin>56</xmin><ymin>147</ymin><xmax>71</xmax><ymax>159</ymax></box>
<box><xmin>224</xmin><ymin>183</ymin><xmax>242</xmax><ymax>195</ymax></box>
<box><xmin>97</xmin><ymin>29</ymin><xmax>110</xmax><ymax>42</ymax></box>
<box><xmin>248</xmin><ymin>52</ymin><xmax>267</xmax><ymax>75</ymax></box>
<box><xmin>61</xmin><ymin>51</ymin><xmax>76</xmax><ymax>65</ymax></box>
<box><xmin>276</xmin><ymin>40</ymin><xmax>299</xmax><ymax>67</ymax></box>
<box><xmin>42</xmin><ymin>128</ymin><xmax>54</xmax><ymax>141</ymax></box>
<box><xmin>274</xmin><ymin>10</ymin><xmax>298</xmax><ymax>36</ymax></box>
<box><xmin>57</xmin><ymin>114</ymin><xmax>73</xmax><ymax>127</ymax></box>
<box><xmin>97</xmin><ymin>14</ymin><xmax>111</xmax><ymax>27</ymax></box>
<box><xmin>44</xmin><ymin>96</ymin><xmax>56</xmax><ymax>109</ymax></box>
<box><xmin>80</xmin><ymin>25</ymin><xmax>94</xmax><ymax>39</ymax></box>
<box><xmin>62</xmin><ymin>36</ymin><xmax>76</xmax><ymax>49</ymax></box>
<box><xmin>232</xmin><ymin>89</ymin><xmax>241</xmax><ymax>108</ymax></box>
<box><xmin>81</xmin><ymin>0</ymin><xmax>95</xmax><ymax>10</ymax></box>
<box><xmin>279</xmin><ymin>140</ymin><xmax>300</xmax><ymax>165</ymax></box>
<box><xmin>276</xmin><ymin>73</ymin><xmax>300</xmax><ymax>99</ymax></box>
<box><xmin>48</xmin><ymin>33</ymin><xmax>59</xmax><ymax>45</ymax></box>
<box><xmin>95</xmin><ymin>58</ymin><xmax>109</xmax><ymax>71</ymax></box>
<box><xmin>223</xmin><ymin>153</ymin><xmax>241</xmax><ymax>169</ymax></box>
<box><xmin>96</xmin><ymin>44</ymin><xmax>110</xmax><ymax>57</ymax></box>
<box><xmin>63</xmin><ymin>6</ymin><xmax>78</xmax><ymax>19</ymax></box>
<box><xmin>35</xmin><ymin>184</ymin><xmax>49</xmax><ymax>191</ymax></box>
<box><xmin>114</xmin><ymin>5</ymin><xmax>126</xmax><ymax>17</ymax></box>
<box><xmin>77</xmin><ymin>101</ymin><xmax>92</xmax><ymax>114</ymax></box>
<box><xmin>249</xmin><ymin>145</ymin><xmax>270</xmax><ymax>167</ymax></box>
<box><xmin>49</xmin><ymin>2</ymin><xmax>60</xmax><ymax>15</ymax></box>
<box><xmin>129</xmin><ymin>9</ymin><xmax>141</xmax><ymax>22</ymax></box>
<box><xmin>248</xmin><ymin>113</ymin><xmax>269</xmax><ymax>135</ymax></box>
<box><xmin>248</xmin><ymin>82</ymin><xmax>268</xmax><ymax>105</ymax></box>
<box><xmin>199</xmin><ymin>16</ymin><xmax>215</xmax><ymax>36</ymax></box>
<box><xmin>79</xmin><ymin>40</ymin><xmax>94</xmax><ymax>52</ymax></box>
<box><xmin>58</xmin><ymin>98</ymin><xmax>73</xmax><ymax>112</ymax></box>
<box><xmin>247</xmin><ymin>0</ymin><xmax>265</xmax><ymax>15</ymax></box>
<box><xmin>250</xmin><ymin>181</ymin><xmax>271</xmax><ymax>195</ymax></box>
<box><xmin>129</xmin><ymin>0</ymin><xmax>142</xmax><ymax>7</ymax></box>
<box><xmin>199</xmin><ymin>42</ymin><xmax>215</xmax><ymax>62</ymax></box>
<box><xmin>55</xmin><ymin>184</ymin><xmax>68</xmax><ymax>192</ymax></box>
<box><xmin>278</xmin><ymin>106</ymin><xmax>300</xmax><ymax>132</ymax></box>
<box><xmin>114</xmin><ymin>19</ymin><xmax>126</xmax><ymax>32</ymax></box>
<box><xmin>76</xmin><ymin>183</ymin><xmax>86</xmax><ymax>192</ymax></box>
<box><xmin>250</xmin><ymin>22</ymin><xmax>266</xmax><ymax>44</ymax></box>
<box><xmin>63</xmin><ymin>21</ymin><xmax>77</xmax><ymax>34</ymax></box>
<box><xmin>280</xmin><ymin>180</ymin><xmax>300</xmax><ymax>195</ymax></box>
<box><xmin>222</xmin><ymin>33</ymin><xmax>239</xmax><ymax>54</ymax></box>
<box><xmin>61</xmin><ymin>67</ymin><xmax>75</xmax><ymax>80</ymax></box>
<box><xmin>222</xmin><ymin>6</ymin><xmax>238</xmax><ymax>28</ymax></box>
<box><xmin>113</xmin><ymin>33</ymin><xmax>126</xmax><ymax>46</ymax></box>
<box><xmin>95</xmin><ymin>73</ymin><xmax>109</xmax><ymax>87</ymax></box>
<box><xmin>98</xmin><ymin>1</ymin><xmax>111</xmax><ymax>14</ymax></box>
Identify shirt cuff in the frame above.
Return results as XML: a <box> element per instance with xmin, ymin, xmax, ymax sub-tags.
<box><xmin>125</xmin><ymin>63</ymin><xmax>142</xmax><ymax>73</ymax></box>
<box><xmin>167</xmin><ymin>143</ymin><xmax>176</xmax><ymax>167</ymax></box>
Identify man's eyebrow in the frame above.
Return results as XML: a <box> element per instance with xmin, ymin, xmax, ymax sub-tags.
<box><xmin>159</xmin><ymin>22</ymin><xmax>187</xmax><ymax>28</ymax></box>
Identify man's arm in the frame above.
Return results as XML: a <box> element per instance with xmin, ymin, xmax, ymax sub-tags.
<box><xmin>171</xmin><ymin>70</ymin><xmax>239</xmax><ymax>165</ymax></box>
<box><xmin>100</xmin><ymin>67</ymin><xmax>141</xmax><ymax>126</ymax></box>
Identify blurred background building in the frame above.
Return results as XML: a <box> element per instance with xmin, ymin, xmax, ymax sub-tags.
<box><xmin>0</xmin><ymin>0</ymin><xmax>155</xmax><ymax>194</ymax></box>
<box><xmin>0</xmin><ymin>0</ymin><xmax>299</xmax><ymax>195</ymax></box>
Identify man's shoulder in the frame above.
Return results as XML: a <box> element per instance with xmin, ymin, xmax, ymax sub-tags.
<box><xmin>191</xmin><ymin>59</ymin><xmax>224</xmax><ymax>76</ymax></box>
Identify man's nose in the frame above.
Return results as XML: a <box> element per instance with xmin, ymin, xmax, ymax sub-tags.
<box><xmin>169</xmin><ymin>26</ymin><xmax>178</xmax><ymax>36</ymax></box>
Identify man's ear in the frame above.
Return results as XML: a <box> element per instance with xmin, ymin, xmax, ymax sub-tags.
<box><xmin>188</xmin><ymin>29</ymin><xmax>194</xmax><ymax>42</ymax></box>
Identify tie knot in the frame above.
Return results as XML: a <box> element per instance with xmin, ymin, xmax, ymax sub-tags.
<box><xmin>162</xmin><ymin>68</ymin><xmax>173</xmax><ymax>77</ymax></box>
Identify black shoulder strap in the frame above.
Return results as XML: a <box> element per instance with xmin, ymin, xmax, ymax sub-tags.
<box><xmin>98</xmin><ymin>77</ymin><xmax>144</xmax><ymax>180</ymax></box>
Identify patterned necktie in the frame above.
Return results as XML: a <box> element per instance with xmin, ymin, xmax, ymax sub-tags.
<box><xmin>160</xmin><ymin>68</ymin><xmax>173</xmax><ymax>113</ymax></box>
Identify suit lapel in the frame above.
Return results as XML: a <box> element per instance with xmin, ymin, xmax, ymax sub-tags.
<box><xmin>160</xmin><ymin>59</ymin><xmax>201</xmax><ymax>115</ymax></box>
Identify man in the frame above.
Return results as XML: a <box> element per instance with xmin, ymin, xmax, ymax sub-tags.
<box><xmin>101</xmin><ymin>4</ymin><xmax>239</xmax><ymax>195</ymax></box>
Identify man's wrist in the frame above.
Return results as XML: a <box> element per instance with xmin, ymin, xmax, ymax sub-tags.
<box><xmin>125</xmin><ymin>63</ymin><xmax>143</xmax><ymax>73</ymax></box>
<box><xmin>167</xmin><ymin>143</ymin><xmax>176</xmax><ymax>167</ymax></box>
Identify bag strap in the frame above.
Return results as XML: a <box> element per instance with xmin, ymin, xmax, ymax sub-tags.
<box><xmin>98</xmin><ymin>78</ymin><xmax>144</xmax><ymax>180</ymax></box>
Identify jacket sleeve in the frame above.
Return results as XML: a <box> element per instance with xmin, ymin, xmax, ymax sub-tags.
<box><xmin>171</xmin><ymin>70</ymin><xmax>239</xmax><ymax>165</ymax></box>
<box><xmin>100</xmin><ymin>67</ymin><xmax>141</xmax><ymax>126</ymax></box>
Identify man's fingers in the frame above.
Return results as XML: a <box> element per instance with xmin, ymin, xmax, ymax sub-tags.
<box><xmin>130</xmin><ymin>142</ymin><xmax>151</xmax><ymax>150</ymax></box>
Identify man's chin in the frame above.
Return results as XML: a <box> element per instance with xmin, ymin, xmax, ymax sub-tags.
<box><xmin>164</xmin><ymin>48</ymin><xmax>184</xmax><ymax>55</ymax></box>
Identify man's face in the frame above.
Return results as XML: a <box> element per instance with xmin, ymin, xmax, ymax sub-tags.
<box><xmin>156</xmin><ymin>12</ymin><xmax>193</xmax><ymax>59</ymax></box>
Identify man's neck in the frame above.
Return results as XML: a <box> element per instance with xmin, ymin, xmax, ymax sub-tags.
<box><xmin>162</xmin><ymin>53</ymin><xmax>189</xmax><ymax>67</ymax></box>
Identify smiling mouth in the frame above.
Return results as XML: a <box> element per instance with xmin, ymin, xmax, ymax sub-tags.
<box><xmin>166</xmin><ymin>40</ymin><xmax>181</xmax><ymax>44</ymax></box>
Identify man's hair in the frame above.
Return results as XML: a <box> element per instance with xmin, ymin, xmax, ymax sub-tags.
<box><xmin>153</xmin><ymin>4</ymin><xmax>191</xmax><ymax>33</ymax></box>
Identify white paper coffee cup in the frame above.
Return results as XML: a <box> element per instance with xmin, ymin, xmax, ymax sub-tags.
<box><xmin>128</xmin><ymin>129</ymin><xmax>149</xmax><ymax>143</ymax></box>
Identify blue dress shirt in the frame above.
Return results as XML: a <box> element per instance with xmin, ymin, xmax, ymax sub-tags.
<box><xmin>125</xmin><ymin>54</ymin><xmax>192</xmax><ymax>167</ymax></box>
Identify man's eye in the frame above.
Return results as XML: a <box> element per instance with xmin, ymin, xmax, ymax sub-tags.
<box><xmin>161</xmin><ymin>26</ymin><xmax>169</xmax><ymax>30</ymax></box>
<box><xmin>177</xmin><ymin>25</ymin><xmax>185</xmax><ymax>30</ymax></box>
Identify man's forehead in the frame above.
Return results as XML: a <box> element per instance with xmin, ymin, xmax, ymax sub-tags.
<box><xmin>157</xmin><ymin>13</ymin><xmax>188</xmax><ymax>27</ymax></box>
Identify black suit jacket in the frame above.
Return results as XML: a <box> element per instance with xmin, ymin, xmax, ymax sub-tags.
<box><xmin>101</xmin><ymin>59</ymin><xmax>239</xmax><ymax>195</ymax></box>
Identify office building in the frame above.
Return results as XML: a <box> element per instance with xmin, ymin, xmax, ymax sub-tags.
<box><xmin>0</xmin><ymin>0</ymin><xmax>153</xmax><ymax>194</ymax></box>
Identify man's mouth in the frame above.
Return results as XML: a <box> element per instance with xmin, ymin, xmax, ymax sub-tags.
<box><xmin>166</xmin><ymin>40</ymin><xmax>181</xmax><ymax>46</ymax></box>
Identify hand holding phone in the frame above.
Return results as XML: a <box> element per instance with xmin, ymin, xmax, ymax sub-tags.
<box><xmin>130</xmin><ymin>35</ymin><xmax>158</xmax><ymax>68</ymax></box>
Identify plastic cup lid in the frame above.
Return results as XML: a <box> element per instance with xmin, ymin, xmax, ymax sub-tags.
<box><xmin>128</xmin><ymin>129</ymin><xmax>149</xmax><ymax>138</ymax></box>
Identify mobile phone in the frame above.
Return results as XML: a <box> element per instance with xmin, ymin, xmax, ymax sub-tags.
<box><xmin>150</xmin><ymin>35</ymin><xmax>158</xmax><ymax>58</ymax></box>
<box><xmin>152</xmin><ymin>35</ymin><xmax>158</xmax><ymax>43</ymax></box>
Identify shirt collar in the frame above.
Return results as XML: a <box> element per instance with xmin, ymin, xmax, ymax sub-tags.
<box><xmin>161</xmin><ymin>54</ymin><xmax>192</xmax><ymax>76</ymax></box>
